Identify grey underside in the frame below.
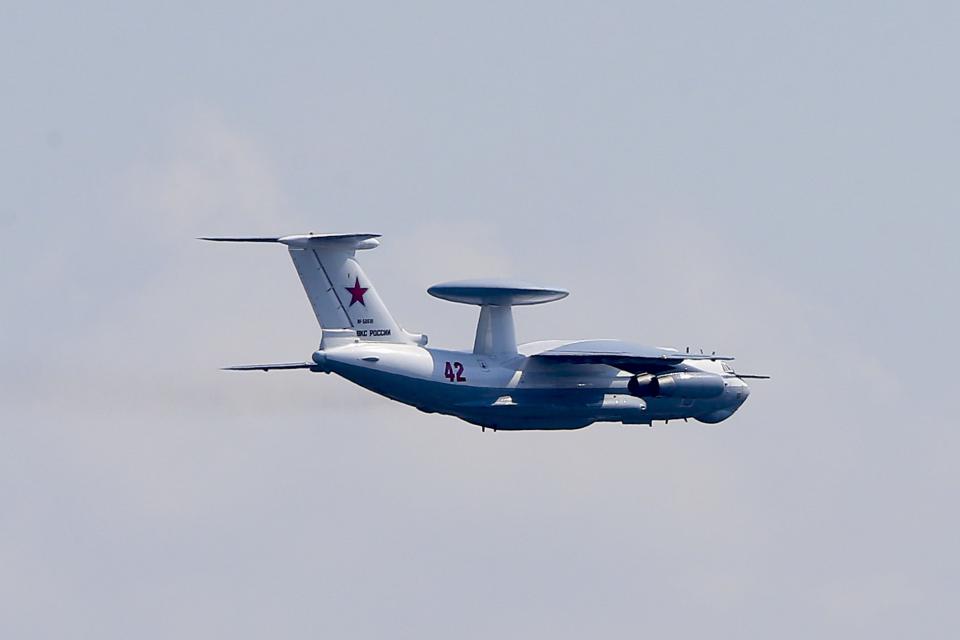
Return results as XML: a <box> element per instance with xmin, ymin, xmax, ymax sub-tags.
<box><xmin>329</xmin><ymin>361</ymin><xmax>717</xmax><ymax>430</ymax></box>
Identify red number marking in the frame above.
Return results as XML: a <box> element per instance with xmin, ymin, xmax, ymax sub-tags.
<box><xmin>444</xmin><ymin>361</ymin><xmax>467</xmax><ymax>383</ymax></box>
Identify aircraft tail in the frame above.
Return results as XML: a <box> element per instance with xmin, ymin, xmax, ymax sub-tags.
<box><xmin>202</xmin><ymin>233</ymin><xmax>421</xmax><ymax>347</ymax></box>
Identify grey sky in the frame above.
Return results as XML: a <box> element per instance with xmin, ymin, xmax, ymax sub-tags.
<box><xmin>2</xmin><ymin>1</ymin><xmax>958</xmax><ymax>637</ymax></box>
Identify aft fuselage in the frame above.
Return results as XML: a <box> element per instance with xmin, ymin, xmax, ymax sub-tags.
<box><xmin>312</xmin><ymin>341</ymin><xmax>750</xmax><ymax>430</ymax></box>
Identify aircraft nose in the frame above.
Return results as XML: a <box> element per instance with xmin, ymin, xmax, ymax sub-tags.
<box><xmin>729</xmin><ymin>379</ymin><xmax>749</xmax><ymax>405</ymax></box>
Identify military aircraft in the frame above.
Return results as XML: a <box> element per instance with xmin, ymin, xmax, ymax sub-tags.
<box><xmin>204</xmin><ymin>233</ymin><xmax>766</xmax><ymax>431</ymax></box>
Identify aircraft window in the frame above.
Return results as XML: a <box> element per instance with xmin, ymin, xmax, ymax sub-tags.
<box><xmin>721</xmin><ymin>362</ymin><xmax>734</xmax><ymax>374</ymax></box>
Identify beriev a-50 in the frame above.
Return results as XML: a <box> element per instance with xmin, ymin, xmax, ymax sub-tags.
<box><xmin>205</xmin><ymin>233</ymin><xmax>766</xmax><ymax>431</ymax></box>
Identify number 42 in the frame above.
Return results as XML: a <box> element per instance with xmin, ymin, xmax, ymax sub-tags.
<box><xmin>444</xmin><ymin>361</ymin><xmax>467</xmax><ymax>382</ymax></box>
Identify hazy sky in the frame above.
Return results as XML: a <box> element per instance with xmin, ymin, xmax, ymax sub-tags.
<box><xmin>2</xmin><ymin>2</ymin><xmax>958</xmax><ymax>638</ymax></box>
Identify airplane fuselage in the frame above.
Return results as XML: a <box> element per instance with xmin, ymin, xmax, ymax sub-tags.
<box><xmin>312</xmin><ymin>340</ymin><xmax>751</xmax><ymax>430</ymax></box>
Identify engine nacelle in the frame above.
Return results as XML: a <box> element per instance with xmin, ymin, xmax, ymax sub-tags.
<box><xmin>627</xmin><ymin>373</ymin><xmax>659</xmax><ymax>397</ymax></box>
<box><xmin>628</xmin><ymin>372</ymin><xmax>725</xmax><ymax>399</ymax></box>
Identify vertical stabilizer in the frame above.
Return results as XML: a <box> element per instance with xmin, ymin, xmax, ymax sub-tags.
<box><xmin>202</xmin><ymin>233</ymin><xmax>412</xmax><ymax>345</ymax></box>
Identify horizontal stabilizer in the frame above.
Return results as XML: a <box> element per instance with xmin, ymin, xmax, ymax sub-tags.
<box><xmin>200</xmin><ymin>236</ymin><xmax>282</xmax><ymax>243</ymax></box>
<box><xmin>223</xmin><ymin>362</ymin><xmax>318</xmax><ymax>372</ymax></box>
<box><xmin>200</xmin><ymin>233</ymin><xmax>381</xmax><ymax>249</ymax></box>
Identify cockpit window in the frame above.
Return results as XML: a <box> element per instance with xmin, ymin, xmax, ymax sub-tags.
<box><xmin>721</xmin><ymin>362</ymin><xmax>734</xmax><ymax>374</ymax></box>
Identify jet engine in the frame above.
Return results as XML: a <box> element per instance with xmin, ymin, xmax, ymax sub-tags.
<box><xmin>627</xmin><ymin>372</ymin><xmax>725</xmax><ymax>399</ymax></box>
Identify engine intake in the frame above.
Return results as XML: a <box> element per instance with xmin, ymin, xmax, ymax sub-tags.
<box><xmin>628</xmin><ymin>372</ymin><xmax>725</xmax><ymax>399</ymax></box>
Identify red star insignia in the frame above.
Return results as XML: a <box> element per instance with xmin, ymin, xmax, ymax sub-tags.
<box><xmin>345</xmin><ymin>277</ymin><xmax>369</xmax><ymax>307</ymax></box>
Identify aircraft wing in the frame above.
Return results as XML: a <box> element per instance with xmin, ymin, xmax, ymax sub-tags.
<box><xmin>222</xmin><ymin>362</ymin><xmax>318</xmax><ymax>372</ymax></box>
<box><xmin>528</xmin><ymin>340</ymin><xmax>732</xmax><ymax>374</ymax></box>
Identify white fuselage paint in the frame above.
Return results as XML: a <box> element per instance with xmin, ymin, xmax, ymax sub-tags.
<box><xmin>312</xmin><ymin>340</ymin><xmax>750</xmax><ymax>430</ymax></box>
